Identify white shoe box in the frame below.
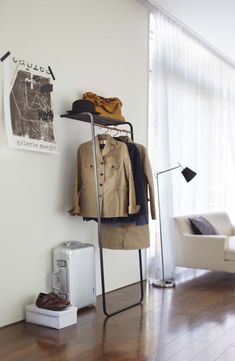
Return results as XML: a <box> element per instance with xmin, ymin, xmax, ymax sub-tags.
<box><xmin>25</xmin><ymin>304</ymin><xmax>77</xmax><ymax>329</ymax></box>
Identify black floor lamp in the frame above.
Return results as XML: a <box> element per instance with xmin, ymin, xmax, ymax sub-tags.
<box><xmin>153</xmin><ymin>163</ymin><xmax>197</xmax><ymax>288</ymax></box>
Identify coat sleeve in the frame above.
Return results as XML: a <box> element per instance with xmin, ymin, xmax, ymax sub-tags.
<box><xmin>141</xmin><ymin>146</ymin><xmax>157</xmax><ymax>220</ymax></box>
<box><xmin>122</xmin><ymin>144</ymin><xmax>140</xmax><ymax>215</ymax></box>
<box><xmin>68</xmin><ymin>146</ymin><xmax>82</xmax><ymax>215</ymax></box>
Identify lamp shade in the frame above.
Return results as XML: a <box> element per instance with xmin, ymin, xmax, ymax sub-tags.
<box><xmin>181</xmin><ymin>167</ymin><xmax>197</xmax><ymax>182</ymax></box>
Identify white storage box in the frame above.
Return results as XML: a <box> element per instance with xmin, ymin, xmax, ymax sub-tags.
<box><xmin>25</xmin><ymin>304</ymin><xmax>77</xmax><ymax>329</ymax></box>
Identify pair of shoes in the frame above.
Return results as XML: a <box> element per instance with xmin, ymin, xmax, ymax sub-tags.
<box><xmin>36</xmin><ymin>292</ymin><xmax>70</xmax><ymax>311</ymax></box>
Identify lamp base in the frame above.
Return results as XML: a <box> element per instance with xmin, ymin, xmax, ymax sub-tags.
<box><xmin>152</xmin><ymin>280</ymin><xmax>175</xmax><ymax>288</ymax></box>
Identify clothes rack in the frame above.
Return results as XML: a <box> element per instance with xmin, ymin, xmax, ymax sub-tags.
<box><xmin>95</xmin><ymin>123</ymin><xmax>132</xmax><ymax>134</ymax></box>
<box><xmin>61</xmin><ymin>112</ymin><xmax>144</xmax><ymax>317</ymax></box>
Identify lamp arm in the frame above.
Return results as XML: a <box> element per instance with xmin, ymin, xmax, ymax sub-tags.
<box><xmin>155</xmin><ymin>164</ymin><xmax>182</xmax><ymax>177</ymax></box>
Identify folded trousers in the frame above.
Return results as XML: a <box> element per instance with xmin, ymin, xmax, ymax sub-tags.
<box><xmin>101</xmin><ymin>224</ymin><xmax>150</xmax><ymax>250</ymax></box>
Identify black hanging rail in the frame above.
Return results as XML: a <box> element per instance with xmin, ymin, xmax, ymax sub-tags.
<box><xmin>61</xmin><ymin>112</ymin><xmax>144</xmax><ymax>317</ymax></box>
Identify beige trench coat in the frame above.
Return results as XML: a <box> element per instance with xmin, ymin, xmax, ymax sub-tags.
<box><xmin>69</xmin><ymin>134</ymin><xmax>140</xmax><ymax>218</ymax></box>
<box><xmin>135</xmin><ymin>142</ymin><xmax>156</xmax><ymax>220</ymax></box>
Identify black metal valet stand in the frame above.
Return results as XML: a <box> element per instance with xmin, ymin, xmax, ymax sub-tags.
<box><xmin>61</xmin><ymin>112</ymin><xmax>144</xmax><ymax>317</ymax></box>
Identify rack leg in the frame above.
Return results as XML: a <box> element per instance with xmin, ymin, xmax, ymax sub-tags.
<box><xmin>87</xmin><ymin>112</ymin><xmax>144</xmax><ymax>317</ymax></box>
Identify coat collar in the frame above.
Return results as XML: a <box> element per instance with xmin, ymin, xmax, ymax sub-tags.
<box><xmin>89</xmin><ymin>134</ymin><xmax>116</xmax><ymax>159</ymax></box>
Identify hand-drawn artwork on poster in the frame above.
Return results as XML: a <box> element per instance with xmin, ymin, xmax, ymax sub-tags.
<box><xmin>3</xmin><ymin>55</ymin><xmax>57</xmax><ymax>153</ymax></box>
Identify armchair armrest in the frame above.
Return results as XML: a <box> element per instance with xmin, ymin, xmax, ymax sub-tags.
<box><xmin>232</xmin><ymin>225</ymin><xmax>235</xmax><ymax>235</ymax></box>
<box><xmin>176</xmin><ymin>234</ymin><xmax>227</xmax><ymax>269</ymax></box>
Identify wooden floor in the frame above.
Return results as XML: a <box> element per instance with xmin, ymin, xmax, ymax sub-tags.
<box><xmin>2</xmin><ymin>269</ymin><xmax>235</xmax><ymax>361</ymax></box>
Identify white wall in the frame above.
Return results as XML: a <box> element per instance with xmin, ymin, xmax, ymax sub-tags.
<box><xmin>153</xmin><ymin>0</ymin><xmax>235</xmax><ymax>63</ymax></box>
<box><xmin>0</xmin><ymin>0</ymin><xmax>149</xmax><ymax>326</ymax></box>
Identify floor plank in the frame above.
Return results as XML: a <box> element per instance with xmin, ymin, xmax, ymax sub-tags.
<box><xmin>1</xmin><ymin>269</ymin><xmax>235</xmax><ymax>361</ymax></box>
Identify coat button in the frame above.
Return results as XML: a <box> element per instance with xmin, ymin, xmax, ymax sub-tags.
<box><xmin>90</xmin><ymin>165</ymin><xmax>93</xmax><ymax>168</ymax></box>
<box><xmin>99</xmin><ymin>194</ymin><xmax>102</xmax><ymax>198</ymax></box>
<box><xmin>101</xmin><ymin>162</ymin><xmax>104</xmax><ymax>165</ymax></box>
<box><xmin>100</xmin><ymin>173</ymin><xmax>104</xmax><ymax>176</ymax></box>
<box><xmin>100</xmin><ymin>183</ymin><xmax>103</xmax><ymax>186</ymax></box>
<box><xmin>112</xmin><ymin>165</ymin><xmax>115</xmax><ymax>168</ymax></box>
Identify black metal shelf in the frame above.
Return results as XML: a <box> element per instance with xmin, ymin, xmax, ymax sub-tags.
<box><xmin>61</xmin><ymin>112</ymin><xmax>129</xmax><ymax>127</ymax></box>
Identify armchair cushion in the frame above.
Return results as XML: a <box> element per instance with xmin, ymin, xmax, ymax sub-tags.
<box><xmin>189</xmin><ymin>216</ymin><xmax>219</xmax><ymax>235</ymax></box>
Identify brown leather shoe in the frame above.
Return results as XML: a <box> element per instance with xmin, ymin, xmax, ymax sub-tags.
<box><xmin>36</xmin><ymin>292</ymin><xmax>70</xmax><ymax>311</ymax></box>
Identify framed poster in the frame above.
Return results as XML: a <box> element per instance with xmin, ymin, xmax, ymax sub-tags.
<box><xmin>3</xmin><ymin>55</ymin><xmax>57</xmax><ymax>154</ymax></box>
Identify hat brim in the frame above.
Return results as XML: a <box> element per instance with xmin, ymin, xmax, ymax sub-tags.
<box><xmin>67</xmin><ymin>110</ymin><xmax>100</xmax><ymax>115</ymax></box>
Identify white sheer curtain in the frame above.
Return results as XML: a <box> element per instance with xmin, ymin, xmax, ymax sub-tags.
<box><xmin>147</xmin><ymin>10</ymin><xmax>235</xmax><ymax>282</ymax></box>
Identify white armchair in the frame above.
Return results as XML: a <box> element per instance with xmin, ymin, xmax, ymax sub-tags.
<box><xmin>174</xmin><ymin>212</ymin><xmax>235</xmax><ymax>273</ymax></box>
